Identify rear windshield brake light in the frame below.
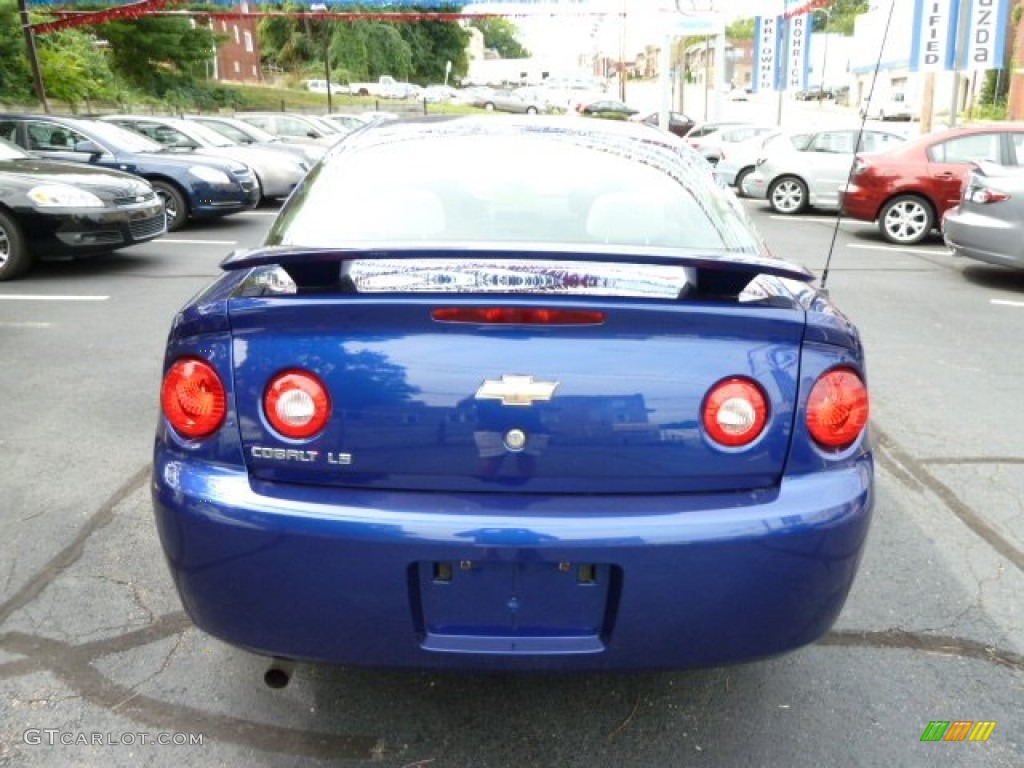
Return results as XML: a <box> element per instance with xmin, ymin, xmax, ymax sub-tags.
<box><xmin>432</xmin><ymin>307</ymin><xmax>606</xmax><ymax>325</ymax></box>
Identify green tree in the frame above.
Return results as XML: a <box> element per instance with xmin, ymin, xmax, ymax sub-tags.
<box><xmin>0</xmin><ymin>1</ymin><xmax>32</xmax><ymax>101</ymax></box>
<box><xmin>96</xmin><ymin>16</ymin><xmax>217</xmax><ymax>94</ymax></box>
<box><xmin>469</xmin><ymin>17</ymin><xmax>529</xmax><ymax>58</ymax></box>
<box><xmin>37</xmin><ymin>30</ymin><xmax>117</xmax><ymax>109</ymax></box>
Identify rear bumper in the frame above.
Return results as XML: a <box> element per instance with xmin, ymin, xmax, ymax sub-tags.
<box><xmin>152</xmin><ymin>448</ymin><xmax>874</xmax><ymax>671</ymax></box>
<box><xmin>943</xmin><ymin>207</ymin><xmax>1024</xmax><ymax>268</ymax></box>
<box><xmin>838</xmin><ymin>183</ymin><xmax>879</xmax><ymax>223</ymax></box>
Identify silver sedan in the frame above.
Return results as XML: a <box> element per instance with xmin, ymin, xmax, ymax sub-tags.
<box><xmin>99</xmin><ymin>115</ymin><xmax>309</xmax><ymax>202</ymax></box>
<box><xmin>742</xmin><ymin>128</ymin><xmax>906</xmax><ymax>214</ymax></box>
<box><xmin>944</xmin><ymin>163</ymin><xmax>1024</xmax><ymax>269</ymax></box>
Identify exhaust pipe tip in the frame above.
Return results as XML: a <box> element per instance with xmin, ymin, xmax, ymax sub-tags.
<box><xmin>264</xmin><ymin>657</ymin><xmax>295</xmax><ymax>689</ymax></box>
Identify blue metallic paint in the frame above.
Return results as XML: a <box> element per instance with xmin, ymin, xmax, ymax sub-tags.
<box><xmin>152</xmin><ymin>119</ymin><xmax>873</xmax><ymax>671</ymax></box>
<box><xmin>152</xmin><ymin>448</ymin><xmax>872</xmax><ymax>670</ymax></box>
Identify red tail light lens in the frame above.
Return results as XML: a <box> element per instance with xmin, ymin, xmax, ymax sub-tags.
<box><xmin>161</xmin><ymin>357</ymin><xmax>226</xmax><ymax>439</ymax></box>
<box><xmin>702</xmin><ymin>377</ymin><xmax>769</xmax><ymax>447</ymax></box>
<box><xmin>806</xmin><ymin>368</ymin><xmax>869</xmax><ymax>450</ymax></box>
<box><xmin>966</xmin><ymin>187</ymin><xmax>1009</xmax><ymax>204</ymax></box>
<box><xmin>432</xmin><ymin>308</ymin><xmax>606</xmax><ymax>325</ymax></box>
<box><xmin>264</xmin><ymin>370</ymin><xmax>330</xmax><ymax>439</ymax></box>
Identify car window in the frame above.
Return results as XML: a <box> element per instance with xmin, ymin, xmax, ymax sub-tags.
<box><xmin>274</xmin><ymin>116</ymin><xmax>317</xmax><ymax>137</ymax></box>
<box><xmin>929</xmin><ymin>133</ymin><xmax>1001</xmax><ymax>163</ymax></box>
<box><xmin>1007</xmin><ymin>132</ymin><xmax>1024</xmax><ymax>165</ymax></box>
<box><xmin>25</xmin><ymin>121</ymin><xmax>89</xmax><ymax>151</ymax></box>
<box><xmin>273</xmin><ymin>135</ymin><xmax>760</xmax><ymax>253</ymax></box>
<box><xmin>860</xmin><ymin>131</ymin><xmax>904</xmax><ymax>152</ymax></box>
<box><xmin>810</xmin><ymin>131</ymin><xmax>856</xmax><ymax>154</ymax></box>
<box><xmin>788</xmin><ymin>133</ymin><xmax>813</xmax><ymax>150</ymax></box>
<box><xmin>240</xmin><ymin>115</ymin><xmax>271</xmax><ymax>130</ymax></box>
<box><xmin>0</xmin><ymin>120</ymin><xmax>18</xmax><ymax>144</ymax></box>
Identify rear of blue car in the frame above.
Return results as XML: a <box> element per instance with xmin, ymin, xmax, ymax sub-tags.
<box><xmin>152</xmin><ymin>119</ymin><xmax>873</xmax><ymax>672</ymax></box>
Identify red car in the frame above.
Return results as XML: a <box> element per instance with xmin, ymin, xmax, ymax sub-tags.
<box><xmin>840</xmin><ymin>123</ymin><xmax>1024</xmax><ymax>245</ymax></box>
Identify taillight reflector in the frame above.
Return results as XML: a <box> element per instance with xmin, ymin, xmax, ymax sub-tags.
<box><xmin>432</xmin><ymin>307</ymin><xmax>606</xmax><ymax>325</ymax></box>
<box><xmin>806</xmin><ymin>368</ymin><xmax>869</xmax><ymax>450</ymax></box>
<box><xmin>264</xmin><ymin>370</ymin><xmax>331</xmax><ymax>439</ymax></box>
<box><xmin>702</xmin><ymin>377</ymin><xmax>769</xmax><ymax>447</ymax></box>
<box><xmin>161</xmin><ymin>357</ymin><xmax>226</xmax><ymax>439</ymax></box>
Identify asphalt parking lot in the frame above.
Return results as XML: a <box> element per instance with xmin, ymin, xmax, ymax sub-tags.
<box><xmin>0</xmin><ymin>199</ymin><xmax>1021</xmax><ymax>767</ymax></box>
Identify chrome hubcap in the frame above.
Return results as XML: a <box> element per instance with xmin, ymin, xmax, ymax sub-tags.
<box><xmin>158</xmin><ymin>191</ymin><xmax>178</xmax><ymax>225</ymax></box>
<box><xmin>772</xmin><ymin>181</ymin><xmax>804</xmax><ymax>213</ymax></box>
<box><xmin>885</xmin><ymin>201</ymin><xmax>928</xmax><ymax>242</ymax></box>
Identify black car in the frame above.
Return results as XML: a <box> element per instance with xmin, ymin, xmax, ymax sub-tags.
<box><xmin>0</xmin><ymin>137</ymin><xmax>165</xmax><ymax>280</ymax></box>
<box><xmin>578</xmin><ymin>99</ymin><xmax>640</xmax><ymax>118</ymax></box>
<box><xmin>0</xmin><ymin>115</ymin><xmax>259</xmax><ymax>231</ymax></box>
<box><xmin>633</xmin><ymin>111</ymin><xmax>696</xmax><ymax>138</ymax></box>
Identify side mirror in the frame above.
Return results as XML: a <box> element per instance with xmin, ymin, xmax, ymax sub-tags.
<box><xmin>74</xmin><ymin>140</ymin><xmax>104</xmax><ymax>161</ymax></box>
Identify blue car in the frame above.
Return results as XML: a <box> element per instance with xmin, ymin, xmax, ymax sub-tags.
<box><xmin>153</xmin><ymin>117</ymin><xmax>873</xmax><ymax>677</ymax></box>
<box><xmin>0</xmin><ymin>115</ymin><xmax>259</xmax><ymax>231</ymax></box>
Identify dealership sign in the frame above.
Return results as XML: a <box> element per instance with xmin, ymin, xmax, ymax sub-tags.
<box><xmin>911</xmin><ymin>0</ymin><xmax>1011</xmax><ymax>72</ymax></box>
<box><xmin>754</xmin><ymin>12</ymin><xmax>812</xmax><ymax>92</ymax></box>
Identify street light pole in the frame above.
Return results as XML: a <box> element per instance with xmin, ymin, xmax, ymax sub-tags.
<box><xmin>814</xmin><ymin>8</ymin><xmax>831</xmax><ymax>104</ymax></box>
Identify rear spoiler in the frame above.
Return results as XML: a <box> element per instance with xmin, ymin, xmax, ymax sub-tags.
<box><xmin>220</xmin><ymin>244</ymin><xmax>815</xmax><ymax>298</ymax></box>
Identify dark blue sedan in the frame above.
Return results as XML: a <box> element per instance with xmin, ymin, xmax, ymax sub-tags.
<box><xmin>152</xmin><ymin>117</ymin><xmax>873</xmax><ymax>677</ymax></box>
<box><xmin>0</xmin><ymin>115</ymin><xmax>259</xmax><ymax>231</ymax></box>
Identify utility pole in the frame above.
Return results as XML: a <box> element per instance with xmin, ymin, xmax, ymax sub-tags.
<box><xmin>17</xmin><ymin>0</ymin><xmax>49</xmax><ymax>113</ymax></box>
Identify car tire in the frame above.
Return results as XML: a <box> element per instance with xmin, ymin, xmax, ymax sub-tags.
<box><xmin>734</xmin><ymin>167</ymin><xmax>754</xmax><ymax>198</ymax></box>
<box><xmin>484</xmin><ymin>102</ymin><xmax>495</xmax><ymax>111</ymax></box>
<box><xmin>526</xmin><ymin>106</ymin><xmax>538</xmax><ymax>115</ymax></box>
<box><xmin>768</xmin><ymin>176</ymin><xmax>809</xmax><ymax>214</ymax></box>
<box><xmin>151</xmin><ymin>180</ymin><xmax>188</xmax><ymax>232</ymax></box>
<box><xmin>879</xmin><ymin>195</ymin><xmax>934</xmax><ymax>245</ymax></box>
<box><xmin>0</xmin><ymin>208</ymin><xmax>31</xmax><ymax>281</ymax></box>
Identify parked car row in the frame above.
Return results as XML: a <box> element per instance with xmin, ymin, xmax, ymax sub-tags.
<box><xmin>730</xmin><ymin>119</ymin><xmax>1024</xmax><ymax>271</ymax></box>
<box><xmin>0</xmin><ymin>108</ymin><xmax>387</xmax><ymax>280</ymax></box>
<box><xmin>0</xmin><ymin>135</ymin><xmax>165</xmax><ymax>281</ymax></box>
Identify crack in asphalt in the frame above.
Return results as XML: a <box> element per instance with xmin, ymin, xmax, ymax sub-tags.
<box><xmin>0</xmin><ymin>617</ymin><xmax>379</xmax><ymax>760</ymax></box>
<box><xmin>873</xmin><ymin>425</ymin><xmax>1024</xmax><ymax>574</ymax></box>
<box><xmin>1</xmin><ymin>432</ymin><xmax>1023</xmax><ymax>758</ymax></box>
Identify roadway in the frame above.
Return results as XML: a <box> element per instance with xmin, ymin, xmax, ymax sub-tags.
<box><xmin>0</xmin><ymin>193</ymin><xmax>1021</xmax><ymax>766</ymax></box>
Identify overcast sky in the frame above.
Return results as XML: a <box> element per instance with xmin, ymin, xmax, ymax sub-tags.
<box><xmin>467</xmin><ymin>1</ymin><xmax>774</xmax><ymax>62</ymax></box>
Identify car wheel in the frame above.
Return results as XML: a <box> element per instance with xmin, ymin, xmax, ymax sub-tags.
<box><xmin>526</xmin><ymin>106</ymin><xmax>538</xmax><ymax>115</ymax></box>
<box><xmin>734</xmin><ymin>167</ymin><xmax>754</xmax><ymax>198</ymax></box>
<box><xmin>151</xmin><ymin>180</ymin><xmax>188</xmax><ymax>232</ymax></box>
<box><xmin>768</xmin><ymin>176</ymin><xmax>809</xmax><ymax>214</ymax></box>
<box><xmin>484</xmin><ymin>102</ymin><xmax>495</xmax><ymax>111</ymax></box>
<box><xmin>879</xmin><ymin>195</ymin><xmax>934</xmax><ymax>245</ymax></box>
<box><xmin>0</xmin><ymin>208</ymin><xmax>31</xmax><ymax>281</ymax></box>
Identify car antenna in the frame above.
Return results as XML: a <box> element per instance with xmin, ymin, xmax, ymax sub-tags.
<box><xmin>821</xmin><ymin>0</ymin><xmax>897</xmax><ymax>292</ymax></box>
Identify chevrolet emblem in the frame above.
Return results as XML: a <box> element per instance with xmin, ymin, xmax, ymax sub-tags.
<box><xmin>475</xmin><ymin>374</ymin><xmax>559</xmax><ymax>406</ymax></box>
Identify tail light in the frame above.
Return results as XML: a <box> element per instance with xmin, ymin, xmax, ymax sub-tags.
<box><xmin>161</xmin><ymin>357</ymin><xmax>226</xmax><ymax>439</ymax></box>
<box><xmin>432</xmin><ymin>307</ymin><xmax>606</xmax><ymax>325</ymax></box>
<box><xmin>966</xmin><ymin>186</ymin><xmax>1009</xmax><ymax>204</ymax></box>
<box><xmin>702</xmin><ymin>377</ymin><xmax>769</xmax><ymax>447</ymax></box>
<box><xmin>806</xmin><ymin>368</ymin><xmax>869</xmax><ymax>450</ymax></box>
<box><xmin>264</xmin><ymin>370</ymin><xmax>331</xmax><ymax>439</ymax></box>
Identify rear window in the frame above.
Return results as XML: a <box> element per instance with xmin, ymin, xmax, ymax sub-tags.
<box><xmin>270</xmin><ymin>134</ymin><xmax>760</xmax><ymax>253</ymax></box>
<box><xmin>929</xmin><ymin>133</ymin><xmax>1001</xmax><ymax>164</ymax></box>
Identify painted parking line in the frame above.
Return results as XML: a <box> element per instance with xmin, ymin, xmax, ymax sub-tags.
<box><xmin>768</xmin><ymin>214</ymin><xmax>847</xmax><ymax>224</ymax></box>
<box><xmin>846</xmin><ymin>243</ymin><xmax>949</xmax><ymax>255</ymax></box>
<box><xmin>0</xmin><ymin>321</ymin><xmax>53</xmax><ymax>328</ymax></box>
<box><xmin>238</xmin><ymin>211</ymin><xmax>279</xmax><ymax>217</ymax></box>
<box><xmin>0</xmin><ymin>294</ymin><xmax>109</xmax><ymax>301</ymax></box>
<box><xmin>991</xmin><ymin>299</ymin><xmax>1024</xmax><ymax>308</ymax></box>
<box><xmin>159</xmin><ymin>239</ymin><xmax>239</xmax><ymax>245</ymax></box>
